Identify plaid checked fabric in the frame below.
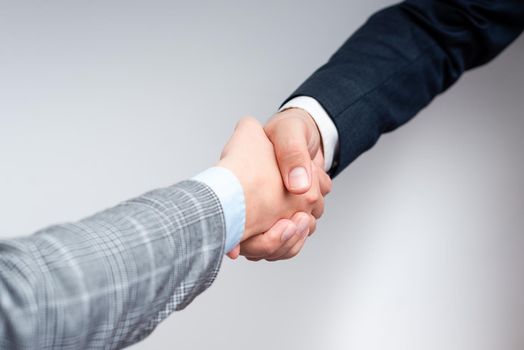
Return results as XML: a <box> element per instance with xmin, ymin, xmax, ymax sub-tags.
<box><xmin>0</xmin><ymin>180</ymin><xmax>226</xmax><ymax>349</ymax></box>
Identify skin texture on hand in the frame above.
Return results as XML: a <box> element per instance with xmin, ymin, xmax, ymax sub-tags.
<box><xmin>264</xmin><ymin>107</ymin><xmax>325</xmax><ymax>194</ymax></box>
<box><xmin>223</xmin><ymin>112</ymin><xmax>332</xmax><ymax>261</ymax></box>
<box><xmin>217</xmin><ymin>117</ymin><xmax>331</xmax><ymax>260</ymax></box>
<box><xmin>242</xmin><ymin>211</ymin><xmax>312</xmax><ymax>261</ymax></box>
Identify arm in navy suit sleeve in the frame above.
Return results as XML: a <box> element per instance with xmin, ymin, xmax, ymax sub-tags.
<box><xmin>285</xmin><ymin>0</ymin><xmax>524</xmax><ymax>176</ymax></box>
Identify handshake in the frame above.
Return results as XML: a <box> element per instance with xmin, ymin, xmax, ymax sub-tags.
<box><xmin>217</xmin><ymin>107</ymin><xmax>332</xmax><ymax>261</ymax></box>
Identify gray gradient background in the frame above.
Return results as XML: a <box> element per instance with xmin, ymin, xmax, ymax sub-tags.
<box><xmin>1</xmin><ymin>1</ymin><xmax>523</xmax><ymax>349</ymax></box>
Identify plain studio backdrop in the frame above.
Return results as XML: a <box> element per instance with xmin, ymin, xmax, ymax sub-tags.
<box><xmin>1</xmin><ymin>1</ymin><xmax>523</xmax><ymax>349</ymax></box>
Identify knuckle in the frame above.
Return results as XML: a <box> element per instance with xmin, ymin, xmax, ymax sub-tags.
<box><xmin>264</xmin><ymin>117</ymin><xmax>279</xmax><ymax>133</ymax></box>
<box><xmin>305</xmin><ymin>191</ymin><xmax>320</xmax><ymax>204</ymax></box>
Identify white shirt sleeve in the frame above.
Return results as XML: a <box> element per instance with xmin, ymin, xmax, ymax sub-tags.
<box><xmin>192</xmin><ymin>167</ymin><xmax>245</xmax><ymax>253</ymax></box>
<box><xmin>280</xmin><ymin>96</ymin><xmax>339</xmax><ymax>172</ymax></box>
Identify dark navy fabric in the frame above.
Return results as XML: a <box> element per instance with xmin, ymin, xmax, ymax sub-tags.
<box><xmin>286</xmin><ymin>0</ymin><xmax>524</xmax><ymax>176</ymax></box>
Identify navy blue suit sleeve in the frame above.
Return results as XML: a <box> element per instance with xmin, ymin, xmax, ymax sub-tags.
<box><xmin>286</xmin><ymin>0</ymin><xmax>524</xmax><ymax>176</ymax></box>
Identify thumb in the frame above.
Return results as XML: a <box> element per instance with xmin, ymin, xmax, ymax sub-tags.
<box><xmin>266</xmin><ymin>117</ymin><xmax>318</xmax><ymax>194</ymax></box>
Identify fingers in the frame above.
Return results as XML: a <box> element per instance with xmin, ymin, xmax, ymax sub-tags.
<box><xmin>269</xmin><ymin>214</ymin><xmax>316</xmax><ymax>261</ymax></box>
<box><xmin>307</xmin><ymin>214</ymin><xmax>317</xmax><ymax>236</ymax></box>
<box><xmin>312</xmin><ymin>150</ymin><xmax>332</xmax><ymax>196</ymax></box>
<box><xmin>318</xmin><ymin>166</ymin><xmax>332</xmax><ymax>196</ymax></box>
<box><xmin>310</xmin><ymin>193</ymin><xmax>324</xmax><ymax>219</ymax></box>
<box><xmin>239</xmin><ymin>217</ymin><xmax>298</xmax><ymax>258</ymax></box>
<box><xmin>235</xmin><ymin>164</ymin><xmax>327</xmax><ymax>261</ymax></box>
<box><xmin>308</xmin><ymin>165</ymin><xmax>325</xmax><ymax>219</ymax></box>
<box><xmin>240</xmin><ymin>213</ymin><xmax>317</xmax><ymax>262</ymax></box>
<box><xmin>265</xmin><ymin>115</ymin><xmax>321</xmax><ymax>195</ymax></box>
<box><xmin>224</xmin><ymin>112</ymin><xmax>331</xmax><ymax>262</ymax></box>
<box><xmin>263</xmin><ymin>212</ymin><xmax>310</xmax><ymax>260</ymax></box>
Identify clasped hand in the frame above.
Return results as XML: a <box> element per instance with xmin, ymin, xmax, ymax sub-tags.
<box><xmin>218</xmin><ymin>108</ymin><xmax>331</xmax><ymax>261</ymax></box>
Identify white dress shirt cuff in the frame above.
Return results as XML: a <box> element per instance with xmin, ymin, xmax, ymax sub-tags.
<box><xmin>280</xmin><ymin>96</ymin><xmax>339</xmax><ymax>172</ymax></box>
<box><xmin>192</xmin><ymin>167</ymin><xmax>245</xmax><ymax>253</ymax></box>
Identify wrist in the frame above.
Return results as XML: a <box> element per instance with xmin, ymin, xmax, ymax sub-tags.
<box><xmin>192</xmin><ymin>167</ymin><xmax>245</xmax><ymax>253</ymax></box>
<box><xmin>216</xmin><ymin>160</ymin><xmax>257</xmax><ymax>240</ymax></box>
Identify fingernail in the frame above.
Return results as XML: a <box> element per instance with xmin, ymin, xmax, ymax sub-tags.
<box><xmin>289</xmin><ymin>167</ymin><xmax>309</xmax><ymax>190</ymax></box>
<box><xmin>297</xmin><ymin>216</ymin><xmax>309</xmax><ymax>237</ymax></box>
<box><xmin>280</xmin><ymin>224</ymin><xmax>297</xmax><ymax>242</ymax></box>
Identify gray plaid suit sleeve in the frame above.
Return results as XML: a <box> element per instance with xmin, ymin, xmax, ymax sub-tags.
<box><xmin>0</xmin><ymin>180</ymin><xmax>226</xmax><ymax>349</ymax></box>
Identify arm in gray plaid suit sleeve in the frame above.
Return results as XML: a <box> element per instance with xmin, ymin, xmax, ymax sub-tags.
<box><xmin>0</xmin><ymin>180</ymin><xmax>225</xmax><ymax>349</ymax></box>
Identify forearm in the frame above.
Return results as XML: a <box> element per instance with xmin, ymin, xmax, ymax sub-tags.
<box><xmin>0</xmin><ymin>180</ymin><xmax>225</xmax><ymax>349</ymax></box>
<box><xmin>286</xmin><ymin>0</ymin><xmax>524</xmax><ymax>175</ymax></box>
